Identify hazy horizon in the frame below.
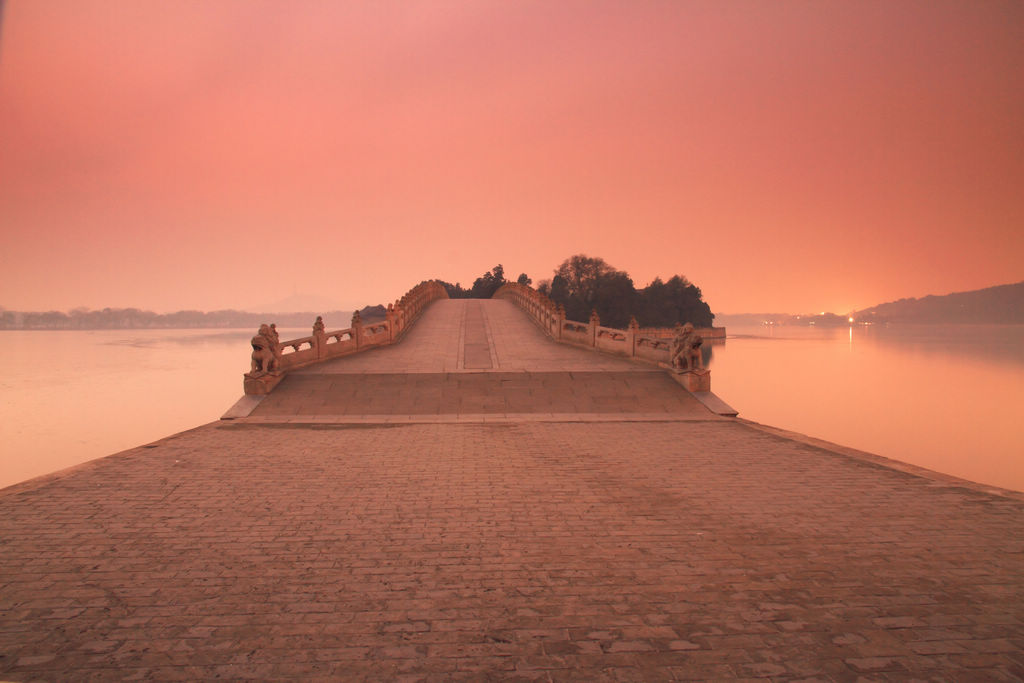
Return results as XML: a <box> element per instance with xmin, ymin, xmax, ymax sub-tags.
<box><xmin>1</xmin><ymin>2</ymin><xmax>1021</xmax><ymax>315</ymax></box>
<box><xmin>4</xmin><ymin>275</ymin><xmax>1022</xmax><ymax>323</ymax></box>
<box><xmin>2</xmin><ymin>275</ymin><xmax>1022</xmax><ymax>319</ymax></box>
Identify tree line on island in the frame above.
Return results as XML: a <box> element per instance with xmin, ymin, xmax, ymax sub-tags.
<box><xmin>439</xmin><ymin>254</ymin><xmax>715</xmax><ymax>329</ymax></box>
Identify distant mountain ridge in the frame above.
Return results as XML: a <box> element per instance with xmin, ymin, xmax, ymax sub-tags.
<box><xmin>0</xmin><ymin>303</ymin><xmax>389</xmax><ymax>331</ymax></box>
<box><xmin>0</xmin><ymin>308</ymin><xmax>354</xmax><ymax>330</ymax></box>
<box><xmin>854</xmin><ymin>281</ymin><xmax>1024</xmax><ymax>324</ymax></box>
<box><xmin>715</xmin><ymin>280</ymin><xmax>1024</xmax><ymax>326</ymax></box>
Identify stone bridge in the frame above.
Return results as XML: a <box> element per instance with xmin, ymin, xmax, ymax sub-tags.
<box><xmin>231</xmin><ymin>290</ymin><xmax>733</xmax><ymax>424</ymax></box>
<box><xmin>1</xmin><ymin>287</ymin><xmax>1022</xmax><ymax>681</ymax></box>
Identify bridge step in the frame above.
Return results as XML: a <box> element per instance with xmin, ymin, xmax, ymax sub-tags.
<box><xmin>690</xmin><ymin>391</ymin><xmax>739</xmax><ymax>416</ymax></box>
<box><xmin>249</xmin><ymin>371</ymin><xmax>718</xmax><ymax>418</ymax></box>
<box><xmin>221</xmin><ymin>394</ymin><xmax>264</xmax><ymax>419</ymax></box>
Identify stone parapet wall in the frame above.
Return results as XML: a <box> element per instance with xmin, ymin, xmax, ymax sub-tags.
<box><xmin>638</xmin><ymin>326</ymin><xmax>726</xmax><ymax>339</ymax></box>
<box><xmin>244</xmin><ymin>280</ymin><xmax>448</xmax><ymax>394</ymax></box>
<box><xmin>494</xmin><ymin>282</ymin><xmax>718</xmax><ymax>366</ymax></box>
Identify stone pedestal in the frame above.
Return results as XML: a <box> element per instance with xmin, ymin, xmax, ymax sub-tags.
<box><xmin>667</xmin><ymin>368</ymin><xmax>711</xmax><ymax>393</ymax></box>
<box><xmin>244</xmin><ymin>371</ymin><xmax>285</xmax><ymax>396</ymax></box>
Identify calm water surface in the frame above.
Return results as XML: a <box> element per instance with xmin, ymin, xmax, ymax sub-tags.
<box><xmin>1</xmin><ymin>325</ymin><xmax>1022</xmax><ymax>491</ymax></box>
<box><xmin>711</xmin><ymin>324</ymin><xmax>1024</xmax><ymax>492</ymax></box>
<box><xmin>0</xmin><ymin>329</ymin><xmax>306</xmax><ymax>490</ymax></box>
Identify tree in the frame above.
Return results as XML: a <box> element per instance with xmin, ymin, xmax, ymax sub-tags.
<box><xmin>591</xmin><ymin>271</ymin><xmax>636</xmax><ymax>328</ymax></box>
<box><xmin>468</xmin><ymin>264</ymin><xmax>507</xmax><ymax>299</ymax></box>
<box><xmin>636</xmin><ymin>275</ymin><xmax>713</xmax><ymax>328</ymax></box>
<box><xmin>548</xmin><ymin>274</ymin><xmax>572</xmax><ymax>312</ymax></box>
<box><xmin>554</xmin><ymin>255</ymin><xmax>617</xmax><ymax>309</ymax></box>
<box><xmin>441</xmin><ymin>281</ymin><xmax>470</xmax><ymax>299</ymax></box>
<box><xmin>548</xmin><ymin>255</ymin><xmax>632</xmax><ymax>324</ymax></box>
<box><xmin>436</xmin><ymin>256</ymin><xmax>714</xmax><ymax>327</ymax></box>
<box><xmin>439</xmin><ymin>265</ymin><xmax>506</xmax><ymax>299</ymax></box>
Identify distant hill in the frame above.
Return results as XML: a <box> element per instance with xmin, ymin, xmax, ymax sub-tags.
<box><xmin>854</xmin><ymin>281</ymin><xmax>1024</xmax><ymax>324</ymax></box>
<box><xmin>0</xmin><ymin>307</ymin><xmax>353</xmax><ymax>331</ymax></box>
<box><xmin>357</xmin><ymin>304</ymin><xmax>388</xmax><ymax>322</ymax></box>
<box><xmin>715</xmin><ymin>312</ymin><xmax>851</xmax><ymax>328</ymax></box>
<box><xmin>0</xmin><ymin>303</ymin><xmax>398</xmax><ymax>331</ymax></box>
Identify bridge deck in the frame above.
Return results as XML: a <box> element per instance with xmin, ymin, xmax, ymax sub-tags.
<box><xmin>1</xmin><ymin>299</ymin><xmax>1022</xmax><ymax>681</ymax></box>
<box><xmin>250</xmin><ymin>299</ymin><xmax>715</xmax><ymax>421</ymax></box>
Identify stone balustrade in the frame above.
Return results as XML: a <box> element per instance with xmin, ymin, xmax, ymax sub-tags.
<box><xmin>493</xmin><ymin>282</ymin><xmax>716</xmax><ymax>391</ymax></box>
<box><xmin>637</xmin><ymin>325</ymin><xmax>726</xmax><ymax>339</ymax></box>
<box><xmin>244</xmin><ymin>280</ymin><xmax>448</xmax><ymax>395</ymax></box>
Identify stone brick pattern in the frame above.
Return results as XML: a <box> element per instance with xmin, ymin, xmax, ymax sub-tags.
<box><xmin>2</xmin><ymin>420</ymin><xmax>1022</xmax><ymax>681</ymax></box>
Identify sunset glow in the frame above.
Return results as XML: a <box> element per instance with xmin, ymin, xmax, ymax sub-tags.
<box><xmin>1</xmin><ymin>1</ymin><xmax>1021</xmax><ymax>314</ymax></box>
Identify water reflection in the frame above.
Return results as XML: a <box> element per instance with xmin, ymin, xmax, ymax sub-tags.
<box><xmin>731</xmin><ymin>323</ymin><xmax>1024</xmax><ymax>365</ymax></box>
<box><xmin>0</xmin><ymin>329</ymin><xmax>307</xmax><ymax>489</ymax></box>
<box><xmin>713</xmin><ymin>324</ymin><xmax>1024</xmax><ymax>492</ymax></box>
<box><xmin>98</xmin><ymin>331</ymin><xmax>262</xmax><ymax>348</ymax></box>
<box><xmin>701</xmin><ymin>340</ymin><xmax>716</xmax><ymax>368</ymax></box>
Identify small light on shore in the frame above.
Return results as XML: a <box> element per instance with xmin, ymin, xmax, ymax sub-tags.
<box><xmin>848</xmin><ymin>316</ymin><xmax>854</xmax><ymax>323</ymax></box>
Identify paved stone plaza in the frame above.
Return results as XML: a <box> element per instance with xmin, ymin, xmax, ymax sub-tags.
<box><xmin>2</xmin><ymin>300</ymin><xmax>1022</xmax><ymax>681</ymax></box>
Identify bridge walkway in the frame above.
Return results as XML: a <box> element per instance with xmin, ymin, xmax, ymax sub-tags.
<box><xmin>249</xmin><ymin>298</ymin><xmax>716</xmax><ymax>421</ymax></box>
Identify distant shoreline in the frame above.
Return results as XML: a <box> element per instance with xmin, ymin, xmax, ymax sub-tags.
<box><xmin>0</xmin><ymin>309</ymin><xmax>356</xmax><ymax>332</ymax></box>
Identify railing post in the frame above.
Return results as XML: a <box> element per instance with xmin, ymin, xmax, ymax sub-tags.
<box><xmin>589</xmin><ymin>309</ymin><xmax>600</xmax><ymax>347</ymax></box>
<box><xmin>627</xmin><ymin>316</ymin><xmax>639</xmax><ymax>359</ymax></box>
<box><xmin>313</xmin><ymin>316</ymin><xmax>327</xmax><ymax>361</ymax></box>
<box><xmin>385</xmin><ymin>304</ymin><xmax>396</xmax><ymax>343</ymax></box>
<box><xmin>555</xmin><ymin>304</ymin><xmax>565</xmax><ymax>340</ymax></box>
<box><xmin>351</xmin><ymin>310</ymin><xmax>363</xmax><ymax>350</ymax></box>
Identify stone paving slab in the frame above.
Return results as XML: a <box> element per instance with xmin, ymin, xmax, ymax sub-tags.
<box><xmin>252</xmin><ymin>372</ymin><xmax>713</xmax><ymax>418</ymax></box>
<box><xmin>239</xmin><ymin>414</ymin><xmax>723</xmax><ymax>426</ymax></box>
<box><xmin>2</xmin><ymin>420</ymin><xmax>1022</xmax><ymax>681</ymax></box>
<box><xmin>462</xmin><ymin>301</ymin><xmax>495</xmax><ymax>370</ymax></box>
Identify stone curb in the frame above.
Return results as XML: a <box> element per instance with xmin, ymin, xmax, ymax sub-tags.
<box><xmin>737</xmin><ymin>417</ymin><xmax>1024</xmax><ymax>502</ymax></box>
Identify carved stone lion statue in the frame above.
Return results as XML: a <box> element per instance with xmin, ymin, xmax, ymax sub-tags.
<box><xmin>670</xmin><ymin>322</ymin><xmax>704</xmax><ymax>371</ymax></box>
<box><xmin>249</xmin><ymin>324</ymin><xmax>279</xmax><ymax>376</ymax></box>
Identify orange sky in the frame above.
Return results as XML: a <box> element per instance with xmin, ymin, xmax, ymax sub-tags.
<box><xmin>0</xmin><ymin>1</ymin><xmax>1021</xmax><ymax>315</ymax></box>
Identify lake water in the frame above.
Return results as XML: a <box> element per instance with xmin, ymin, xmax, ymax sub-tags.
<box><xmin>1</xmin><ymin>324</ymin><xmax>1022</xmax><ymax>492</ymax></box>
<box><xmin>0</xmin><ymin>328</ymin><xmax>304</xmax><ymax>490</ymax></box>
<box><xmin>710</xmin><ymin>324</ymin><xmax>1024</xmax><ymax>493</ymax></box>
